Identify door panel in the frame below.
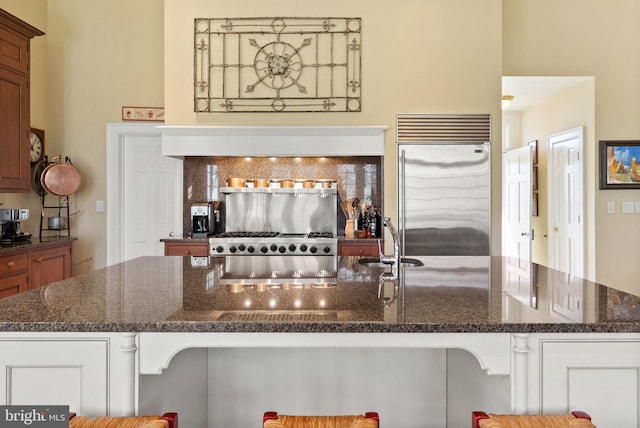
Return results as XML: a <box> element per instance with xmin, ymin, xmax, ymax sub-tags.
<box><xmin>548</xmin><ymin>128</ymin><xmax>584</xmax><ymax>277</ymax></box>
<box><xmin>503</xmin><ymin>146</ymin><xmax>532</xmax><ymax>304</ymax></box>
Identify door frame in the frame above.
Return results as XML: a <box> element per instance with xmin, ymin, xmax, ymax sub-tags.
<box><xmin>547</xmin><ymin>126</ymin><xmax>585</xmax><ymax>277</ymax></box>
<box><xmin>106</xmin><ymin>123</ymin><xmax>183</xmax><ymax>266</ymax></box>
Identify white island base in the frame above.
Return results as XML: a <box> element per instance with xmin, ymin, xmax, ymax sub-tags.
<box><xmin>2</xmin><ymin>332</ymin><xmax>639</xmax><ymax>427</ymax></box>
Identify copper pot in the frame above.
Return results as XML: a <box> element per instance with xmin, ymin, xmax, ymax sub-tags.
<box><xmin>252</xmin><ymin>178</ymin><xmax>269</xmax><ymax>188</ymax></box>
<box><xmin>40</xmin><ymin>160</ymin><xmax>82</xmax><ymax>196</ymax></box>
<box><xmin>227</xmin><ymin>177</ymin><xmax>246</xmax><ymax>188</ymax></box>
<box><xmin>316</xmin><ymin>179</ymin><xmax>335</xmax><ymax>189</ymax></box>
<box><xmin>280</xmin><ymin>179</ymin><xmax>294</xmax><ymax>188</ymax></box>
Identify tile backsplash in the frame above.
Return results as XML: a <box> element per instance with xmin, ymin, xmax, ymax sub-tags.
<box><xmin>183</xmin><ymin>156</ymin><xmax>383</xmax><ymax>235</ymax></box>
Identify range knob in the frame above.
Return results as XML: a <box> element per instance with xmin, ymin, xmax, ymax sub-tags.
<box><xmin>309</xmin><ymin>246</ymin><xmax>318</xmax><ymax>254</ymax></box>
<box><xmin>270</xmin><ymin>244</ymin><xmax>278</xmax><ymax>252</ymax></box>
<box><xmin>215</xmin><ymin>246</ymin><xmax>224</xmax><ymax>253</ymax></box>
<box><xmin>229</xmin><ymin>246</ymin><xmax>237</xmax><ymax>253</ymax></box>
<box><xmin>260</xmin><ymin>246</ymin><xmax>269</xmax><ymax>254</ymax></box>
<box><xmin>247</xmin><ymin>246</ymin><xmax>255</xmax><ymax>253</ymax></box>
<box><xmin>322</xmin><ymin>246</ymin><xmax>332</xmax><ymax>254</ymax></box>
<box><xmin>288</xmin><ymin>244</ymin><xmax>297</xmax><ymax>252</ymax></box>
<box><xmin>278</xmin><ymin>245</ymin><xmax>287</xmax><ymax>254</ymax></box>
<box><xmin>238</xmin><ymin>244</ymin><xmax>246</xmax><ymax>252</ymax></box>
<box><xmin>300</xmin><ymin>244</ymin><xmax>308</xmax><ymax>252</ymax></box>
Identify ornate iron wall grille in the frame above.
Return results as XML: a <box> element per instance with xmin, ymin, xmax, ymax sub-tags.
<box><xmin>194</xmin><ymin>17</ymin><xmax>361</xmax><ymax>113</ymax></box>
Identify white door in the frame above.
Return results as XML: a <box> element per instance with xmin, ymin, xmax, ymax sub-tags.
<box><xmin>106</xmin><ymin>123</ymin><xmax>183</xmax><ymax>265</ymax></box>
<box><xmin>503</xmin><ymin>145</ymin><xmax>532</xmax><ymax>304</ymax></box>
<box><xmin>548</xmin><ymin>127</ymin><xmax>584</xmax><ymax>277</ymax></box>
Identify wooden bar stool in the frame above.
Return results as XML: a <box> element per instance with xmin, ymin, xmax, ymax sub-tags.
<box><xmin>69</xmin><ymin>412</ymin><xmax>178</xmax><ymax>428</ymax></box>
<box><xmin>472</xmin><ymin>410</ymin><xmax>595</xmax><ymax>427</ymax></box>
<box><xmin>263</xmin><ymin>411</ymin><xmax>379</xmax><ymax>428</ymax></box>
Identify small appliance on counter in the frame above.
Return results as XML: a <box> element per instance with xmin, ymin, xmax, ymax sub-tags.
<box><xmin>0</xmin><ymin>208</ymin><xmax>32</xmax><ymax>243</ymax></box>
<box><xmin>191</xmin><ymin>201</ymin><xmax>224</xmax><ymax>238</ymax></box>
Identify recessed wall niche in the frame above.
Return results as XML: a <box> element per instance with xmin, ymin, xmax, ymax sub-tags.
<box><xmin>182</xmin><ymin>156</ymin><xmax>382</xmax><ymax>235</ymax></box>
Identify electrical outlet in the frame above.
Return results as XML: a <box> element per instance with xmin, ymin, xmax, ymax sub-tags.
<box><xmin>607</xmin><ymin>202</ymin><xmax>615</xmax><ymax>214</ymax></box>
<box><xmin>96</xmin><ymin>200</ymin><xmax>104</xmax><ymax>213</ymax></box>
<box><xmin>636</xmin><ymin>202</ymin><xmax>640</xmax><ymax>213</ymax></box>
<box><xmin>622</xmin><ymin>201</ymin><xmax>634</xmax><ymax>214</ymax></box>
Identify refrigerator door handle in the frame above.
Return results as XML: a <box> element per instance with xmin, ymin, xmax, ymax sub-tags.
<box><xmin>399</xmin><ymin>148</ymin><xmax>406</xmax><ymax>255</ymax></box>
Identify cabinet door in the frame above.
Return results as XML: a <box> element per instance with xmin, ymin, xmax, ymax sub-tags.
<box><xmin>0</xmin><ymin>339</ymin><xmax>108</xmax><ymax>416</ymax></box>
<box><xmin>0</xmin><ymin>273</ymin><xmax>27</xmax><ymax>298</ymax></box>
<box><xmin>541</xmin><ymin>339</ymin><xmax>640</xmax><ymax>426</ymax></box>
<box><xmin>31</xmin><ymin>244</ymin><xmax>72</xmax><ymax>289</ymax></box>
<box><xmin>0</xmin><ymin>252</ymin><xmax>29</xmax><ymax>298</ymax></box>
<box><xmin>0</xmin><ymin>66</ymin><xmax>30</xmax><ymax>192</ymax></box>
<box><xmin>164</xmin><ymin>242</ymin><xmax>209</xmax><ymax>256</ymax></box>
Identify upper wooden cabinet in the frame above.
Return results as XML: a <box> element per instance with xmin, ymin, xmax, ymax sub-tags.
<box><xmin>0</xmin><ymin>9</ymin><xmax>44</xmax><ymax>193</ymax></box>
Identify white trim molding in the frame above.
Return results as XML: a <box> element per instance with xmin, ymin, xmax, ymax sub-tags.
<box><xmin>159</xmin><ymin>125</ymin><xmax>388</xmax><ymax>157</ymax></box>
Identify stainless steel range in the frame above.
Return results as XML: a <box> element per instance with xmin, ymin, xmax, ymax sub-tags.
<box><xmin>210</xmin><ymin>231</ymin><xmax>336</xmax><ymax>256</ymax></box>
<box><xmin>209</xmin><ymin>186</ymin><xmax>337</xmax><ymax>256</ymax></box>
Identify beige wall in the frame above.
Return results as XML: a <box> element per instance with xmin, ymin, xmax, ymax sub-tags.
<box><xmin>164</xmin><ymin>0</ymin><xmax>504</xmax><ymax>255</ymax></box>
<box><xmin>518</xmin><ymin>79</ymin><xmax>595</xmax><ymax>277</ymax></box>
<box><xmin>0</xmin><ymin>0</ymin><xmax>164</xmax><ymax>274</ymax></box>
<box><xmin>503</xmin><ymin>0</ymin><xmax>640</xmax><ymax>293</ymax></box>
<box><xmin>1</xmin><ymin>0</ymin><xmax>639</xmax><ymax>294</ymax></box>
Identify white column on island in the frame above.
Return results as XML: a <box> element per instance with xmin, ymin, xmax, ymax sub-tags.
<box><xmin>120</xmin><ymin>333</ymin><xmax>138</xmax><ymax>416</ymax></box>
<box><xmin>511</xmin><ymin>333</ymin><xmax>530</xmax><ymax>414</ymax></box>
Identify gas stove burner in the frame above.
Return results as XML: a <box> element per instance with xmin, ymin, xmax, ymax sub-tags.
<box><xmin>307</xmin><ymin>232</ymin><xmax>335</xmax><ymax>239</ymax></box>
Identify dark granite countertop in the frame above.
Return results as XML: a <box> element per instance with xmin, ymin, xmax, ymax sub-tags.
<box><xmin>0</xmin><ymin>237</ymin><xmax>76</xmax><ymax>255</ymax></box>
<box><xmin>0</xmin><ymin>255</ymin><xmax>637</xmax><ymax>333</ymax></box>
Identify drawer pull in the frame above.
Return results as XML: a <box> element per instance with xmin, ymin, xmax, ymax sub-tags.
<box><xmin>184</xmin><ymin>250</ymin><xmax>191</xmax><ymax>255</ymax></box>
<box><xmin>7</xmin><ymin>261</ymin><xmax>14</xmax><ymax>268</ymax></box>
<box><xmin>35</xmin><ymin>258</ymin><xmax>43</xmax><ymax>263</ymax></box>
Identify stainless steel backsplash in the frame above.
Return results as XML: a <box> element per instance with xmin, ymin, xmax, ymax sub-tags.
<box><xmin>224</xmin><ymin>192</ymin><xmax>337</xmax><ymax>234</ymax></box>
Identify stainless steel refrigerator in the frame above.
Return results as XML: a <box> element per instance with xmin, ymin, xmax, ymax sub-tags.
<box><xmin>397</xmin><ymin>142</ymin><xmax>491</xmax><ymax>256</ymax></box>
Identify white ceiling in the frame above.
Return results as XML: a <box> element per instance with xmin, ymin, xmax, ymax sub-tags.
<box><xmin>502</xmin><ymin>76</ymin><xmax>592</xmax><ymax>111</ymax></box>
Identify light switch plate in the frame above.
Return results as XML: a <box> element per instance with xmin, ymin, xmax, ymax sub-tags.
<box><xmin>635</xmin><ymin>202</ymin><xmax>640</xmax><ymax>213</ymax></box>
<box><xmin>607</xmin><ymin>202</ymin><xmax>615</xmax><ymax>214</ymax></box>
<box><xmin>622</xmin><ymin>201</ymin><xmax>634</xmax><ymax>213</ymax></box>
<box><xmin>96</xmin><ymin>200</ymin><xmax>104</xmax><ymax>212</ymax></box>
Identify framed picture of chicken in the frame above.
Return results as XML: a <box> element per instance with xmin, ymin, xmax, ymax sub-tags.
<box><xmin>599</xmin><ymin>140</ymin><xmax>640</xmax><ymax>189</ymax></box>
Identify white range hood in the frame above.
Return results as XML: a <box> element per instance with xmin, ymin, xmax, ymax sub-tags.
<box><xmin>159</xmin><ymin>125</ymin><xmax>388</xmax><ymax>157</ymax></box>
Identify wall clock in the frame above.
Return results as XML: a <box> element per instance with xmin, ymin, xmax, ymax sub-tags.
<box><xmin>30</xmin><ymin>127</ymin><xmax>45</xmax><ymax>164</ymax></box>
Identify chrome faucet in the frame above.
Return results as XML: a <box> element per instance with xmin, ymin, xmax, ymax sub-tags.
<box><xmin>378</xmin><ymin>217</ymin><xmax>400</xmax><ymax>278</ymax></box>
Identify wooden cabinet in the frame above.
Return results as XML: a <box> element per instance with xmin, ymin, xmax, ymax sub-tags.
<box><xmin>164</xmin><ymin>241</ymin><xmax>209</xmax><ymax>256</ymax></box>
<box><xmin>31</xmin><ymin>242</ymin><xmax>72</xmax><ymax>289</ymax></box>
<box><xmin>0</xmin><ymin>241</ymin><xmax>72</xmax><ymax>298</ymax></box>
<box><xmin>0</xmin><ymin>10</ymin><xmax>44</xmax><ymax>192</ymax></box>
<box><xmin>0</xmin><ymin>252</ymin><xmax>28</xmax><ymax>298</ymax></box>
<box><xmin>338</xmin><ymin>240</ymin><xmax>381</xmax><ymax>256</ymax></box>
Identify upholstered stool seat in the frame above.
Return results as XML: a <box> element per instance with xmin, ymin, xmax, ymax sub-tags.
<box><xmin>263</xmin><ymin>411</ymin><xmax>379</xmax><ymax>428</ymax></box>
<box><xmin>472</xmin><ymin>411</ymin><xmax>595</xmax><ymax>428</ymax></box>
<box><xmin>69</xmin><ymin>412</ymin><xmax>177</xmax><ymax>428</ymax></box>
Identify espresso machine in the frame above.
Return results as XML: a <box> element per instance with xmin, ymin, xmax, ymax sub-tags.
<box><xmin>191</xmin><ymin>202</ymin><xmax>223</xmax><ymax>238</ymax></box>
<box><xmin>0</xmin><ymin>208</ymin><xmax>32</xmax><ymax>243</ymax></box>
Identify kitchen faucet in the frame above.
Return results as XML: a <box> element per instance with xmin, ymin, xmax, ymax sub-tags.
<box><xmin>378</xmin><ymin>217</ymin><xmax>400</xmax><ymax>278</ymax></box>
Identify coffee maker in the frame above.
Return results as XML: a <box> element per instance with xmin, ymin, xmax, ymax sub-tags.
<box><xmin>0</xmin><ymin>208</ymin><xmax>32</xmax><ymax>243</ymax></box>
<box><xmin>191</xmin><ymin>202</ymin><xmax>223</xmax><ymax>238</ymax></box>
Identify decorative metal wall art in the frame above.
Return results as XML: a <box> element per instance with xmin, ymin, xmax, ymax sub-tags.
<box><xmin>194</xmin><ymin>17</ymin><xmax>361</xmax><ymax>113</ymax></box>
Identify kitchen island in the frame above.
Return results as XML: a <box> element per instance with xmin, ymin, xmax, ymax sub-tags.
<box><xmin>0</xmin><ymin>255</ymin><xmax>638</xmax><ymax>427</ymax></box>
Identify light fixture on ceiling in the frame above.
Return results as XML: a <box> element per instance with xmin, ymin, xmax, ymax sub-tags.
<box><xmin>502</xmin><ymin>95</ymin><xmax>514</xmax><ymax>109</ymax></box>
